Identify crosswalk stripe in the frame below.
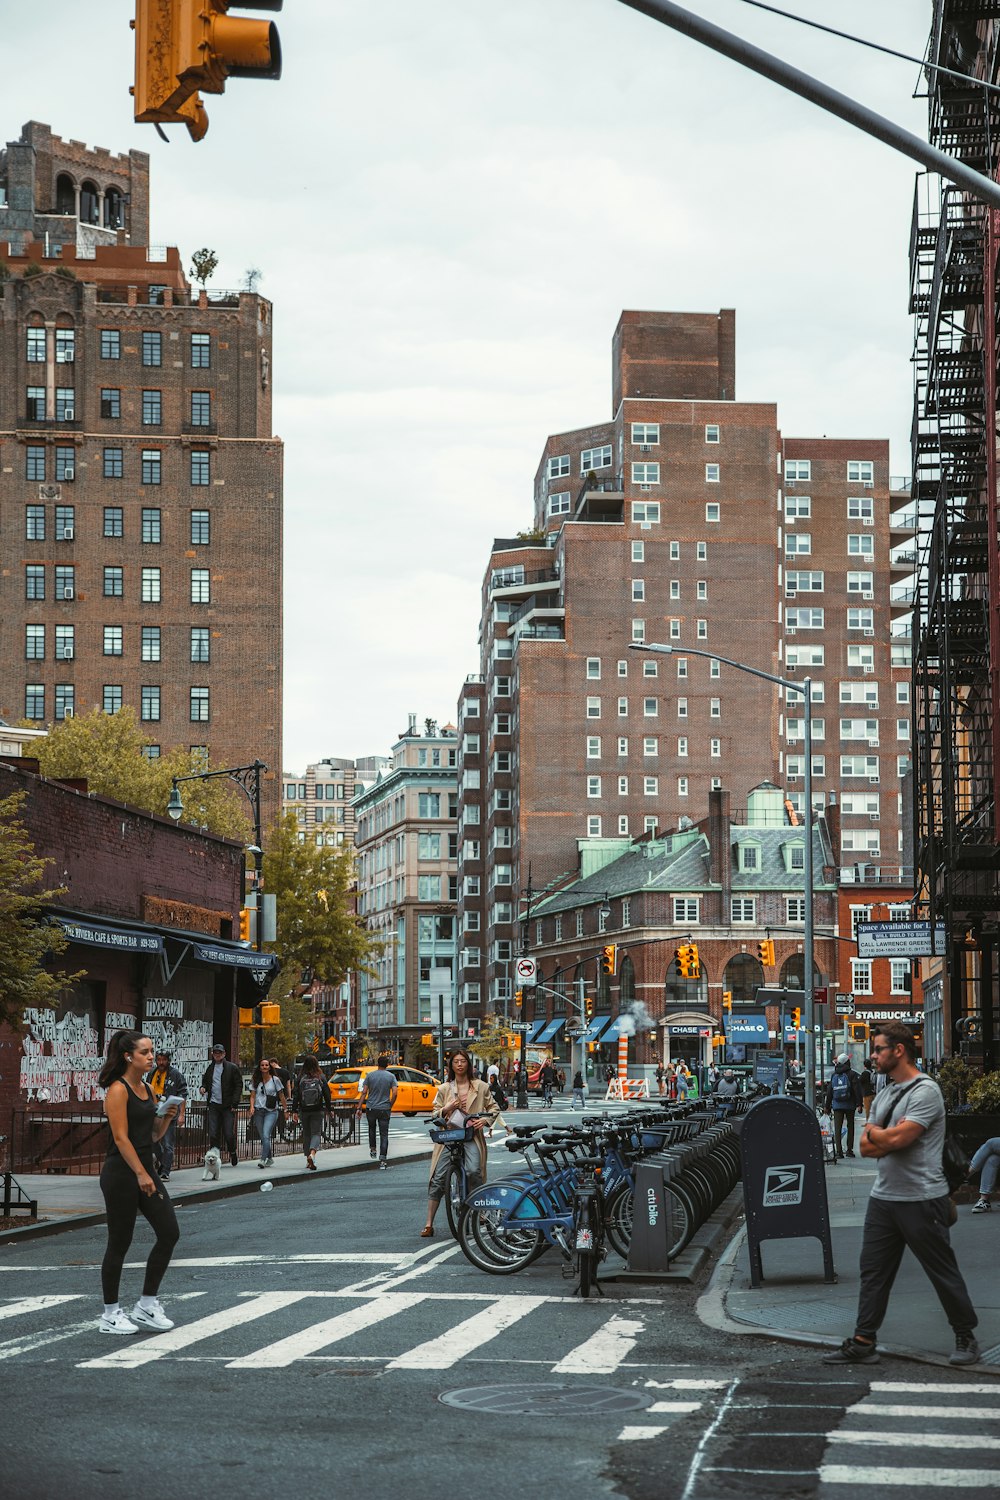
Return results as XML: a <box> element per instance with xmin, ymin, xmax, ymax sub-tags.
<box><xmin>552</xmin><ymin>1315</ymin><xmax>644</xmax><ymax>1374</ymax></box>
<box><xmin>648</xmin><ymin>1401</ymin><xmax>705</xmax><ymax>1414</ymax></box>
<box><xmin>850</xmin><ymin>1404</ymin><xmax>1000</xmax><ymax>1422</ymax></box>
<box><xmin>0</xmin><ymin>1296</ymin><xmax>82</xmax><ymax>1321</ymax></box>
<box><xmin>871</xmin><ymin>1382</ymin><xmax>1000</xmax><ymax>1396</ymax></box>
<box><xmin>385</xmin><ymin>1295</ymin><xmax>547</xmax><ymax>1370</ymax></box>
<box><xmin>226</xmin><ymin>1294</ymin><xmax>426</xmax><ymax>1368</ymax></box>
<box><xmin>831</xmin><ymin>1433</ymin><xmax>1000</xmax><ymax>1452</ymax></box>
<box><xmin>76</xmin><ymin>1292</ymin><xmax>307</xmax><ymax>1369</ymax></box>
<box><xmin>820</xmin><ymin>1465</ymin><xmax>1000</xmax><ymax>1488</ymax></box>
<box><xmin>618</xmin><ymin>1426</ymin><xmax>665</xmax><ymax>1441</ymax></box>
<box><xmin>0</xmin><ymin>1293</ymin><xmax>206</xmax><ymax>1363</ymax></box>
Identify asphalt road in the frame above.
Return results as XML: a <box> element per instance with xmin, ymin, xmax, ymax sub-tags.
<box><xmin>2</xmin><ymin>1151</ymin><xmax>998</xmax><ymax>1499</ymax></box>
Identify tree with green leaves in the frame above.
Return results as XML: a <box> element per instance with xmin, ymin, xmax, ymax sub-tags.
<box><xmin>0</xmin><ymin>789</ymin><xmax>81</xmax><ymax>1029</ymax></box>
<box><xmin>32</xmin><ymin>707</ymin><xmax>251</xmax><ymax>842</ymax></box>
<box><xmin>189</xmin><ymin>247</ymin><xmax>218</xmax><ymax>286</ymax></box>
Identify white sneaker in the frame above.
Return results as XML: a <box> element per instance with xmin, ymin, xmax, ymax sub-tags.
<box><xmin>98</xmin><ymin>1308</ymin><xmax>139</xmax><ymax>1336</ymax></box>
<box><xmin>130</xmin><ymin>1299</ymin><xmax>175</xmax><ymax>1332</ymax></box>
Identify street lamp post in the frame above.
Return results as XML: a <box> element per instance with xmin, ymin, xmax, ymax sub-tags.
<box><xmin>167</xmin><ymin>759</ymin><xmax>268</xmax><ymax>1060</ymax></box>
<box><xmin>631</xmin><ymin>644</ymin><xmax>817</xmax><ymax>1108</ymax></box>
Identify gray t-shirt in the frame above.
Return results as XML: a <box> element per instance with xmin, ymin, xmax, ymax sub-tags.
<box><xmin>209</xmin><ymin>1062</ymin><xmax>224</xmax><ymax>1104</ymax></box>
<box><xmin>869</xmin><ymin>1075</ymin><xmax>947</xmax><ymax>1201</ymax></box>
<box><xmin>361</xmin><ymin>1068</ymin><xmax>397</xmax><ymax>1111</ymax></box>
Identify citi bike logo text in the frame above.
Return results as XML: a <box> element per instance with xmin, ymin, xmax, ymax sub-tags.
<box><xmin>646</xmin><ymin>1186</ymin><xmax>659</xmax><ymax>1226</ymax></box>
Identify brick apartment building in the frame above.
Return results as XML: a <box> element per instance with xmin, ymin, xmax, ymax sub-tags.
<box><xmin>353</xmin><ymin>717</ymin><xmax>459</xmax><ymax>1053</ymax></box>
<box><xmin>455</xmin><ymin>310</ymin><xmax>916</xmax><ymax>1023</ymax></box>
<box><xmin>0</xmin><ymin>122</ymin><xmax>282</xmax><ymax>821</ymax></box>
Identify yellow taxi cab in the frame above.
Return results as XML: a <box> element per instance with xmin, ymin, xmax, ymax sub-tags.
<box><xmin>327</xmin><ymin>1065</ymin><xmax>441</xmax><ymax>1116</ymax></box>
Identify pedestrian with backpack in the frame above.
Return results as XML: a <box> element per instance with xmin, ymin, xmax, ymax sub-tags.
<box><xmin>824</xmin><ymin>1053</ymin><xmax>863</xmax><ymax>1158</ymax></box>
<box><xmin>291</xmin><ymin>1055</ymin><xmax>331</xmax><ymax>1171</ymax></box>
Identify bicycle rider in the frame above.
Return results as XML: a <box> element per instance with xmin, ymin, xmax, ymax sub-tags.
<box><xmin>540</xmin><ymin>1057</ymin><xmax>557</xmax><ymax>1109</ymax></box>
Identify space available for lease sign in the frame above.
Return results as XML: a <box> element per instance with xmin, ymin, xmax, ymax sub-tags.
<box><xmin>855</xmin><ymin>921</ymin><xmax>946</xmax><ymax>958</ymax></box>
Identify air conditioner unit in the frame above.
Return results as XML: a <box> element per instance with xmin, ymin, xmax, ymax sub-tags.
<box><xmin>640</xmin><ymin>522</ymin><xmax>651</xmax><ymax>531</ymax></box>
<box><xmin>62</xmin><ymin>586</ymin><xmax>74</xmax><ymax>600</ymax></box>
<box><xmin>864</xmin><ymin>629</ymin><xmax>875</xmax><ymax>637</ymax></box>
<box><xmin>869</xmin><ymin>813</ymin><xmax>880</xmax><ymax>822</ymax></box>
<box><xmin>868</xmin><ymin>739</ymin><xmax>879</xmax><ymax>747</ymax></box>
<box><xmin>863</xmin><ymin>665</ymin><xmax>875</xmax><ymax>674</ymax></box>
<box><xmin>863</xmin><ymin>516</ymin><xmax>874</xmax><ymax>525</ymax></box>
<box><xmin>787</xmin><ymin>628</ymin><xmax>797</xmax><ymax>636</ymax></box>
<box><xmin>61</xmin><ymin>527</ymin><xmax>74</xmax><ymax>541</ymax></box>
<box><xmin>63</xmin><ymin>707</ymin><xmax>73</xmax><ymax>718</ymax></box>
<box><xmin>640</xmin><ymin>445</ymin><xmax>651</xmax><ymax>453</ymax></box>
<box><xmin>639</xmin><ymin>484</ymin><xmax>651</xmax><ymax>492</ymax></box>
<box><xmin>63</xmin><ymin>407</ymin><xmax>74</xmax><ymax>421</ymax></box>
<box><xmin>60</xmin><ymin>646</ymin><xmax>74</xmax><ymax>660</ymax></box>
<box><xmin>63</xmin><ymin>468</ymin><xmax>74</xmax><ymax>482</ymax></box>
<box><xmin>787</xmin><ymin>737</ymin><xmax>800</xmax><ymax>745</ymax></box>
<box><xmin>862</xmin><ymin>592</ymin><xmax>874</xmax><ymax>601</ymax></box>
<box><xmin>869</xmin><ymin>775</ymin><xmax>880</xmax><ymax>783</ymax></box>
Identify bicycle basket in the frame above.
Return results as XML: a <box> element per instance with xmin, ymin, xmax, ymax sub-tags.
<box><xmin>429</xmin><ymin>1126</ymin><xmax>469</xmax><ymax>1144</ymax></box>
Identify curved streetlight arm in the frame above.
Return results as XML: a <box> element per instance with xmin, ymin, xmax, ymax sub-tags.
<box><xmin>169</xmin><ymin>759</ymin><xmax>267</xmax><ymax>851</ymax></box>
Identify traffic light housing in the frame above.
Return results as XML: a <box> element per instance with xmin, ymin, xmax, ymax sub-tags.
<box><xmin>849</xmin><ymin>1021</ymin><xmax>870</xmax><ymax>1042</ymax></box>
<box><xmin>722</xmin><ymin>990</ymin><xmax>733</xmax><ymax>1012</ymax></box>
<box><xmin>584</xmin><ymin>995</ymin><xmax>594</xmax><ymax>1019</ymax></box>
<box><xmin>259</xmin><ymin>1002</ymin><xmax>280</xmax><ymax>1026</ymax></box>
<box><xmin>757</xmin><ymin>939</ymin><xmax>775</xmax><ymax>967</ymax></box>
<box><xmin>515</xmin><ymin>990</ymin><xmax>523</xmax><ymax>1009</ymax></box>
<box><xmin>238</xmin><ymin>906</ymin><xmax>251</xmax><ymax>942</ymax></box>
<box><xmin>600</xmin><ymin>943</ymin><xmax>617</xmax><ymax>977</ymax></box>
<box><xmin>790</xmin><ymin>1006</ymin><xmax>802</xmax><ymax>1029</ymax></box>
<box><xmin>132</xmin><ymin>0</ymin><xmax>283</xmax><ymax>142</ymax></box>
<box><xmin>676</xmin><ymin>943</ymin><xmax>701</xmax><ymax>979</ymax></box>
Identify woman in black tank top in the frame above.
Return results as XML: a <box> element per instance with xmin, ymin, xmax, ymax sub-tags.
<box><xmin>96</xmin><ymin>1031</ymin><xmax>181</xmax><ymax>1336</ymax></box>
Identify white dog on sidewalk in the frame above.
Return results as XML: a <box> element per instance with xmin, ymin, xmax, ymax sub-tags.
<box><xmin>202</xmin><ymin>1146</ymin><xmax>221</xmax><ymax>1181</ymax></box>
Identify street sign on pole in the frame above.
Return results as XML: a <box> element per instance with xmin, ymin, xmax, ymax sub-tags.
<box><xmin>514</xmin><ymin>956</ymin><xmax>537</xmax><ymax>986</ymax></box>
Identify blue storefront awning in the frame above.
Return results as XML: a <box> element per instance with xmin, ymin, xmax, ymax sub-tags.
<box><xmin>600</xmin><ymin>1016</ymin><xmax>629</xmax><ymax>1044</ymax></box>
<box><xmin>525</xmin><ymin>1019</ymin><xmax>547</xmax><ymax>1042</ymax></box>
<box><xmin>533</xmin><ymin>1018</ymin><xmax>566</xmax><ymax>1045</ymax></box>
<box><xmin>724</xmin><ymin>1012</ymin><xmax>770</xmax><ymax>1045</ymax></box>
<box><xmin>581</xmin><ymin>1013</ymin><xmax>610</xmax><ymax>1043</ymax></box>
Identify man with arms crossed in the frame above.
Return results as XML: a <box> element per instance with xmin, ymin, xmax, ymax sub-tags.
<box><xmin>824</xmin><ymin>1020</ymin><xmax>979</xmax><ymax>1367</ymax></box>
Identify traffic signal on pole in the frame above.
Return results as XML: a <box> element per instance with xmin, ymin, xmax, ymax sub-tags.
<box><xmin>260</xmin><ymin>1002</ymin><xmax>280</xmax><ymax>1026</ymax></box>
<box><xmin>790</xmin><ymin>1006</ymin><xmax>801</xmax><ymax>1029</ymax></box>
<box><xmin>239</xmin><ymin>906</ymin><xmax>251</xmax><ymax>942</ymax></box>
<box><xmin>600</xmin><ymin>943</ymin><xmax>617</xmax><ymax>977</ymax></box>
<box><xmin>584</xmin><ymin>994</ymin><xmax>594</xmax><ymax>1019</ymax></box>
<box><xmin>515</xmin><ymin>990</ymin><xmax>523</xmax><ymax>1009</ymax></box>
<box><xmin>757</xmin><ymin>938</ymin><xmax>775</xmax><ymax>967</ymax></box>
<box><xmin>676</xmin><ymin>943</ymin><xmax>701</xmax><ymax>979</ymax></box>
<box><xmin>722</xmin><ymin>991</ymin><xmax>733</xmax><ymax>1012</ymax></box>
<box><xmin>132</xmin><ymin>0</ymin><xmax>283</xmax><ymax>143</ymax></box>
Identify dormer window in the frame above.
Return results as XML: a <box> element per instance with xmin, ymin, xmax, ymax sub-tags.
<box><xmin>738</xmin><ymin>841</ymin><xmax>761</xmax><ymax>872</ymax></box>
<box><xmin>782</xmin><ymin>841</ymin><xmax>806</xmax><ymax>872</ymax></box>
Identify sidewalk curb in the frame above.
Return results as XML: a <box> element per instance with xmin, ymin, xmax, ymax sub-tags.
<box><xmin>0</xmin><ymin>1147</ymin><xmax>435</xmax><ymax>1247</ymax></box>
<box><xmin>696</xmin><ymin>1218</ymin><xmax>1000</xmax><ymax>1376</ymax></box>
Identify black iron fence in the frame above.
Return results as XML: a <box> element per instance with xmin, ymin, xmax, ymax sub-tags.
<box><xmin>6</xmin><ymin>1102</ymin><xmax>359</xmax><ymax>1176</ymax></box>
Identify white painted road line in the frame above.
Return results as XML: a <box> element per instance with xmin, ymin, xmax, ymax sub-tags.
<box><xmin>647</xmin><ymin>1401</ymin><xmax>706</xmax><ymax>1414</ymax></box>
<box><xmin>552</xmin><ymin>1315</ymin><xmax>645</xmax><ymax>1374</ymax></box>
<box><xmin>849</xmin><ymin>1404</ymin><xmax>1000</xmax><ymax>1422</ymax></box>
<box><xmin>617</xmin><ymin>1426</ymin><xmax>666</xmax><ymax>1441</ymax></box>
<box><xmin>820</xmin><ymin>1466</ymin><xmax>1000</xmax><ymax>1488</ymax></box>
<box><xmin>871</xmin><ymin>1382</ymin><xmax>1000</xmax><ymax>1396</ymax></box>
<box><xmin>0</xmin><ymin>1296</ymin><xmax>83</xmax><ymax>1321</ymax></box>
<box><xmin>386</xmin><ymin>1295</ymin><xmax>547</xmax><ymax>1370</ymax></box>
<box><xmin>831</xmin><ymin>1432</ymin><xmax>1000</xmax><ymax>1452</ymax></box>
<box><xmin>645</xmin><ymin>1378</ymin><xmax>727</xmax><ymax>1390</ymax></box>
<box><xmin>0</xmin><ymin>1293</ymin><xmax>206</xmax><ymax>1363</ymax></box>
<box><xmin>226</xmin><ymin>1294</ymin><xmax>426</xmax><ymax>1369</ymax></box>
<box><xmin>77</xmin><ymin>1291</ymin><xmax>307</xmax><ymax>1369</ymax></box>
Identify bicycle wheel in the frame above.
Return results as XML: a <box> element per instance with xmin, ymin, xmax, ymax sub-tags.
<box><xmin>458</xmin><ymin>1208</ymin><xmax>543</xmax><ymax>1274</ymax></box>
<box><xmin>604</xmin><ymin>1181</ymin><xmax>633</xmax><ymax>1258</ymax></box>
<box><xmin>442</xmin><ymin>1164</ymin><xmax>465</xmax><ymax>1239</ymax></box>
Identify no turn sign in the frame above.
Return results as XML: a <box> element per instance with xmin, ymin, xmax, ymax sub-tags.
<box><xmin>515</xmin><ymin>956</ymin><xmax>537</xmax><ymax>986</ymax></box>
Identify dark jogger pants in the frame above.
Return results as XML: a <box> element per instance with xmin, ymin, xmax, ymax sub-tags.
<box><xmin>100</xmin><ymin>1157</ymin><xmax>179</xmax><ymax>1304</ymax></box>
<box><xmin>855</xmin><ymin>1194</ymin><xmax>977</xmax><ymax>1339</ymax></box>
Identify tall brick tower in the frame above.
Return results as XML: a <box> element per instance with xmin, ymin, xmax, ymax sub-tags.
<box><xmin>0</xmin><ymin>121</ymin><xmax>282</xmax><ymax>822</ymax></box>
<box><xmin>455</xmin><ymin>310</ymin><xmax>914</xmax><ymax>1020</ymax></box>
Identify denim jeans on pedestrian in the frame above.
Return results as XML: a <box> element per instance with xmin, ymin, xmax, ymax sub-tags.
<box><xmin>572</xmin><ymin>1087</ymin><xmax>586</xmax><ymax>1108</ymax></box>
<box><xmin>970</xmin><ymin>1136</ymin><xmax>1000</xmax><ymax>1194</ymax></box>
<box><xmin>207</xmin><ymin>1103</ymin><xmax>236</xmax><ymax>1157</ymax></box>
<box><xmin>257</xmin><ymin>1106</ymin><xmax>279</xmax><ymax>1162</ymax></box>
<box><xmin>366</xmin><ymin>1108</ymin><xmax>390</xmax><ymax>1159</ymax></box>
<box><xmin>156</xmin><ymin>1119</ymin><xmax>177</xmax><ymax>1176</ymax></box>
<box><xmin>855</xmin><ymin>1195</ymin><xmax>978</xmax><ymax>1340</ymax></box>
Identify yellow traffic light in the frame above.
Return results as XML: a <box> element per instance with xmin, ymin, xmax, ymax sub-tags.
<box><xmin>260</xmin><ymin>1002</ymin><xmax>280</xmax><ymax>1026</ymax></box>
<box><xmin>132</xmin><ymin>0</ymin><xmax>282</xmax><ymax>142</ymax></box>
<box><xmin>600</xmin><ymin>943</ymin><xmax>617</xmax><ymax>977</ymax></box>
<box><xmin>757</xmin><ymin>939</ymin><xmax>775</xmax><ymax>967</ymax></box>
<box><xmin>237</xmin><ymin>1007</ymin><xmax>254</xmax><ymax>1026</ymax></box>
<box><xmin>790</xmin><ymin>1006</ymin><xmax>802</xmax><ymax>1029</ymax></box>
<box><xmin>676</xmin><ymin>943</ymin><xmax>701</xmax><ymax>979</ymax></box>
<box><xmin>420</xmin><ymin>1033</ymin><xmax>434</xmax><ymax>1046</ymax></box>
<box><xmin>722</xmin><ymin>991</ymin><xmax>733</xmax><ymax>1012</ymax></box>
<box><xmin>238</xmin><ymin>906</ymin><xmax>251</xmax><ymax>942</ymax></box>
<box><xmin>584</xmin><ymin>995</ymin><xmax>594</xmax><ymax>1019</ymax></box>
<box><xmin>849</xmin><ymin>1021</ymin><xmax>869</xmax><ymax>1042</ymax></box>
<box><xmin>515</xmin><ymin>990</ymin><xmax>523</xmax><ymax>1008</ymax></box>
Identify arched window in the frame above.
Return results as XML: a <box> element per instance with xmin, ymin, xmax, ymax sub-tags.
<box><xmin>779</xmin><ymin>956</ymin><xmax>825</xmax><ymax>991</ymax></box>
<box><xmin>80</xmin><ymin>180</ymin><xmax>99</xmax><ymax>225</ymax></box>
<box><xmin>664</xmin><ymin>965</ymin><xmax>707</xmax><ymax>1011</ymax></box>
<box><xmin>722</xmin><ymin>953</ymin><xmax>764</xmax><ymax>1006</ymax></box>
<box><xmin>104</xmin><ymin>188</ymin><xmax>124</xmax><ymax>229</ymax></box>
<box><xmin>55</xmin><ymin>174</ymin><xmax>75</xmax><ymax>216</ymax></box>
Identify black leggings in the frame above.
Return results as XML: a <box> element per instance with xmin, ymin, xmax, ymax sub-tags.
<box><xmin>100</xmin><ymin>1157</ymin><xmax>180</xmax><ymax>1304</ymax></box>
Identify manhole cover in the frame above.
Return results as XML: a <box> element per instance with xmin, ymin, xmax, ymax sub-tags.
<box><xmin>439</xmin><ymin>1383</ymin><xmax>652</xmax><ymax>1415</ymax></box>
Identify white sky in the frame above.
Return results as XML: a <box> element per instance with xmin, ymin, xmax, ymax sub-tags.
<box><xmin>5</xmin><ymin>1</ymin><xmax>931</xmax><ymax>768</ymax></box>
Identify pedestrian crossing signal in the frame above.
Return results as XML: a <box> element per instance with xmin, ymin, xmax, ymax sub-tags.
<box><xmin>260</xmin><ymin>1003</ymin><xmax>280</xmax><ymax>1026</ymax></box>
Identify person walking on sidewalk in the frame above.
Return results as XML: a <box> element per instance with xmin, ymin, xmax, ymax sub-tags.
<box><xmin>859</xmin><ymin>1060</ymin><xmax>875</xmax><ymax>1121</ymax></box>
<box><xmin>97</xmin><ymin>1031</ymin><xmax>180</xmax><ymax>1335</ymax></box>
<box><xmin>292</xmin><ymin>1054</ymin><xmax>331</xmax><ymax>1170</ymax></box>
<box><xmin>357</xmin><ymin>1055</ymin><xmax>398</xmax><ymax>1169</ymax></box>
<box><xmin>199</xmin><ymin>1042</ymin><xmax>243</xmax><ymax>1166</ymax></box>
<box><xmin>421</xmin><ymin>1048</ymin><xmax>500</xmax><ymax>1236</ymax></box>
<box><xmin>824</xmin><ymin>1020</ymin><xmax>980</xmax><ymax>1368</ymax></box>
<box><xmin>147</xmin><ymin>1049</ymin><xmax>186</xmax><ymax>1181</ymax></box>
<box><xmin>249</xmin><ymin>1057</ymin><xmax>285</xmax><ymax>1168</ymax></box>
<box><xmin>968</xmin><ymin>1135</ymin><xmax>1000</xmax><ymax>1214</ymax></box>
<box><xmin>824</xmin><ymin>1053</ymin><xmax>863</xmax><ymax>1158</ymax></box>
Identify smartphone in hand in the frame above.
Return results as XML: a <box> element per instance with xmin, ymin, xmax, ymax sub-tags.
<box><xmin>156</xmin><ymin>1094</ymin><xmax>185</xmax><ymax>1117</ymax></box>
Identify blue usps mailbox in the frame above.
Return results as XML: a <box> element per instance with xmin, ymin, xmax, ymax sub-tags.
<box><xmin>739</xmin><ymin>1095</ymin><xmax>835</xmax><ymax>1288</ymax></box>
